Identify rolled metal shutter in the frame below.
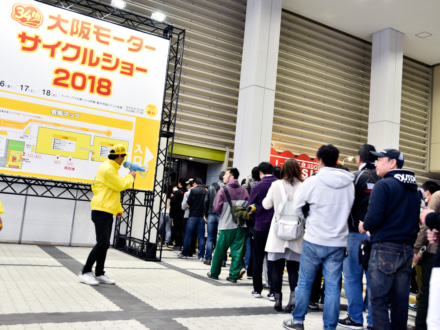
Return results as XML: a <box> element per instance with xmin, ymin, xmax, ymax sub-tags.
<box><xmin>400</xmin><ymin>59</ymin><xmax>440</xmax><ymax>182</ymax></box>
<box><xmin>273</xmin><ymin>11</ymin><xmax>372</xmax><ymax>168</ymax></box>
<box><xmin>127</xmin><ymin>0</ymin><xmax>246</xmax><ymax>165</ymax></box>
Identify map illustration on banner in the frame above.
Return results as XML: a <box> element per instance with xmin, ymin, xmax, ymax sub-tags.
<box><xmin>0</xmin><ymin>0</ymin><xmax>170</xmax><ymax>190</ymax></box>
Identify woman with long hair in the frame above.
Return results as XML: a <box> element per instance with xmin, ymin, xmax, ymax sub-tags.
<box><xmin>263</xmin><ymin>158</ymin><xmax>304</xmax><ymax>312</ymax></box>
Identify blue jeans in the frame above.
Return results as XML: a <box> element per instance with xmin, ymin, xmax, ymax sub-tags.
<box><xmin>368</xmin><ymin>242</ymin><xmax>413</xmax><ymax>330</ymax></box>
<box><xmin>343</xmin><ymin>232</ymin><xmax>372</xmax><ymax>327</ymax></box>
<box><xmin>205</xmin><ymin>214</ymin><xmax>219</xmax><ymax>261</ymax></box>
<box><xmin>159</xmin><ymin>212</ymin><xmax>172</xmax><ymax>244</ymax></box>
<box><xmin>292</xmin><ymin>240</ymin><xmax>345</xmax><ymax>330</ymax></box>
<box><xmin>244</xmin><ymin>225</ymin><xmax>254</xmax><ymax>273</ymax></box>
<box><xmin>181</xmin><ymin>217</ymin><xmax>206</xmax><ymax>259</ymax></box>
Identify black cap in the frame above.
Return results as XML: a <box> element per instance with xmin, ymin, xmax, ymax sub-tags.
<box><xmin>370</xmin><ymin>149</ymin><xmax>404</xmax><ymax>168</ymax></box>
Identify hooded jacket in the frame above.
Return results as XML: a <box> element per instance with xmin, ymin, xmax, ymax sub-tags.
<box><xmin>293</xmin><ymin>166</ymin><xmax>355</xmax><ymax>247</ymax></box>
<box><xmin>214</xmin><ymin>178</ymin><xmax>249</xmax><ymax>230</ymax></box>
<box><xmin>363</xmin><ymin>169</ymin><xmax>420</xmax><ymax>245</ymax></box>
<box><xmin>91</xmin><ymin>159</ymin><xmax>134</xmax><ymax>215</ymax></box>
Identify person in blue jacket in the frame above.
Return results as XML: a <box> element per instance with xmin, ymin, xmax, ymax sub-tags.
<box><xmin>359</xmin><ymin>149</ymin><xmax>420</xmax><ymax>330</ymax></box>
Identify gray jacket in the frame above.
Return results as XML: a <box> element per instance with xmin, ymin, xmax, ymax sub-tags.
<box><xmin>205</xmin><ymin>181</ymin><xmax>224</xmax><ymax>214</ymax></box>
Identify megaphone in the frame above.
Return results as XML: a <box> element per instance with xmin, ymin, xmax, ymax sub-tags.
<box><xmin>123</xmin><ymin>161</ymin><xmax>149</xmax><ymax>178</ymax></box>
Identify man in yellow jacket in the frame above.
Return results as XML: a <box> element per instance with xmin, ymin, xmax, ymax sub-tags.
<box><xmin>0</xmin><ymin>199</ymin><xmax>4</xmax><ymax>231</ymax></box>
<box><xmin>79</xmin><ymin>144</ymin><xmax>136</xmax><ymax>285</ymax></box>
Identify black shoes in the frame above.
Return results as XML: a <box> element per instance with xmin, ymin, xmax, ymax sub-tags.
<box><xmin>226</xmin><ymin>277</ymin><xmax>237</xmax><ymax>283</ymax></box>
<box><xmin>207</xmin><ymin>272</ymin><xmax>219</xmax><ymax>280</ymax></box>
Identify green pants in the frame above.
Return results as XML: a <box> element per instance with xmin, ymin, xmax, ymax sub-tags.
<box><xmin>210</xmin><ymin>227</ymin><xmax>245</xmax><ymax>279</ymax></box>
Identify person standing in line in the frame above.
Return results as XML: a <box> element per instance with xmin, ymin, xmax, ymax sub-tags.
<box><xmin>204</xmin><ymin>171</ymin><xmax>225</xmax><ymax>265</ymax></box>
<box><xmin>409</xmin><ymin>183</ymin><xmax>440</xmax><ymax>330</ymax></box>
<box><xmin>410</xmin><ymin>180</ymin><xmax>440</xmax><ymax>313</ymax></box>
<box><xmin>420</xmin><ymin>207</ymin><xmax>440</xmax><ymax>330</ymax></box>
<box><xmin>242</xmin><ymin>166</ymin><xmax>260</xmax><ymax>278</ymax></box>
<box><xmin>359</xmin><ymin>149</ymin><xmax>420</xmax><ymax>329</ymax></box>
<box><xmin>169</xmin><ymin>178</ymin><xmax>187</xmax><ymax>250</ymax></box>
<box><xmin>283</xmin><ymin>144</ymin><xmax>354</xmax><ymax>330</ymax></box>
<box><xmin>263</xmin><ymin>159</ymin><xmax>304</xmax><ymax>312</ymax></box>
<box><xmin>207</xmin><ymin>168</ymin><xmax>249</xmax><ymax>282</ymax></box>
<box><xmin>247</xmin><ymin>162</ymin><xmax>278</xmax><ymax>299</ymax></box>
<box><xmin>338</xmin><ymin>144</ymin><xmax>379</xmax><ymax>330</ymax></box>
<box><xmin>79</xmin><ymin>144</ymin><xmax>136</xmax><ymax>286</ymax></box>
<box><xmin>178</xmin><ymin>177</ymin><xmax>207</xmax><ymax>260</ymax></box>
<box><xmin>181</xmin><ymin>178</ymin><xmax>196</xmax><ymax>256</ymax></box>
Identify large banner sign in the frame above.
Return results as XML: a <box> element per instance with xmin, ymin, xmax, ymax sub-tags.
<box><xmin>270</xmin><ymin>148</ymin><xmax>318</xmax><ymax>179</ymax></box>
<box><xmin>0</xmin><ymin>0</ymin><xmax>170</xmax><ymax>190</ymax></box>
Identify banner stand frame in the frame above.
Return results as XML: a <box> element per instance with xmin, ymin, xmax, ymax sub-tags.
<box><xmin>0</xmin><ymin>0</ymin><xmax>185</xmax><ymax>262</ymax></box>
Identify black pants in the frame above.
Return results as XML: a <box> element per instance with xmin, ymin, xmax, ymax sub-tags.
<box><xmin>172</xmin><ymin>215</ymin><xmax>183</xmax><ymax>247</ymax></box>
<box><xmin>252</xmin><ymin>229</ymin><xmax>272</xmax><ymax>293</ymax></box>
<box><xmin>415</xmin><ymin>252</ymin><xmax>436</xmax><ymax>330</ymax></box>
<box><xmin>83</xmin><ymin>210</ymin><xmax>113</xmax><ymax>276</ymax></box>
<box><xmin>272</xmin><ymin>258</ymin><xmax>300</xmax><ymax>293</ymax></box>
<box><xmin>182</xmin><ymin>217</ymin><xmax>196</xmax><ymax>255</ymax></box>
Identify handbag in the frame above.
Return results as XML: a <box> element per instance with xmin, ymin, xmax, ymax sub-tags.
<box><xmin>274</xmin><ymin>182</ymin><xmax>303</xmax><ymax>241</ymax></box>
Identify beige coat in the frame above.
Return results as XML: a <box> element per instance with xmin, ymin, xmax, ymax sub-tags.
<box><xmin>263</xmin><ymin>178</ymin><xmax>303</xmax><ymax>254</ymax></box>
<box><xmin>414</xmin><ymin>191</ymin><xmax>440</xmax><ymax>255</ymax></box>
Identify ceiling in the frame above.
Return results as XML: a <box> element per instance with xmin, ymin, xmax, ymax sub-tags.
<box><xmin>282</xmin><ymin>0</ymin><xmax>440</xmax><ymax>66</ymax></box>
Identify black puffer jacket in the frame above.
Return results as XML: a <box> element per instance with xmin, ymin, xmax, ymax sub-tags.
<box><xmin>348</xmin><ymin>163</ymin><xmax>381</xmax><ymax>232</ymax></box>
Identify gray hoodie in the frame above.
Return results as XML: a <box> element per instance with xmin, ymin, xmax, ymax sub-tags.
<box><xmin>293</xmin><ymin>166</ymin><xmax>355</xmax><ymax>247</ymax></box>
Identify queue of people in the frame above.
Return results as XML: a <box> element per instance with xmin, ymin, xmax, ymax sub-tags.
<box><xmin>163</xmin><ymin>143</ymin><xmax>440</xmax><ymax>330</ymax></box>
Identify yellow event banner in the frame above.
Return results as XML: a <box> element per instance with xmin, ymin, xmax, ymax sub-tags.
<box><xmin>0</xmin><ymin>0</ymin><xmax>170</xmax><ymax>190</ymax></box>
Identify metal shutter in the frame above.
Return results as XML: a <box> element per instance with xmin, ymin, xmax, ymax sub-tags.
<box><xmin>400</xmin><ymin>59</ymin><xmax>440</xmax><ymax>182</ymax></box>
<box><xmin>272</xmin><ymin>11</ymin><xmax>372</xmax><ymax>169</ymax></box>
<box><xmin>127</xmin><ymin>0</ymin><xmax>246</xmax><ymax>165</ymax></box>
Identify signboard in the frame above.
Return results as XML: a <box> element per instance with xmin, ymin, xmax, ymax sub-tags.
<box><xmin>0</xmin><ymin>0</ymin><xmax>170</xmax><ymax>190</ymax></box>
<box><xmin>270</xmin><ymin>148</ymin><xmax>318</xmax><ymax>179</ymax></box>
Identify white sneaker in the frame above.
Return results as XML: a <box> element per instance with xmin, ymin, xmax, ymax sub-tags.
<box><xmin>78</xmin><ymin>272</ymin><xmax>99</xmax><ymax>285</ymax></box>
<box><xmin>95</xmin><ymin>274</ymin><xmax>116</xmax><ymax>285</ymax></box>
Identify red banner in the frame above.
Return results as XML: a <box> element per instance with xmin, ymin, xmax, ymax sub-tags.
<box><xmin>270</xmin><ymin>148</ymin><xmax>318</xmax><ymax>179</ymax></box>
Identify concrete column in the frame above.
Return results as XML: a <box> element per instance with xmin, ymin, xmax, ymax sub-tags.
<box><xmin>430</xmin><ymin>66</ymin><xmax>440</xmax><ymax>172</ymax></box>
<box><xmin>233</xmin><ymin>0</ymin><xmax>282</xmax><ymax>181</ymax></box>
<box><xmin>368</xmin><ymin>28</ymin><xmax>404</xmax><ymax>151</ymax></box>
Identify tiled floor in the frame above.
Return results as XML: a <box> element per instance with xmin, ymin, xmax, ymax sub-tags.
<box><xmin>0</xmin><ymin>243</ymin><xmax>416</xmax><ymax>329</ymax></box>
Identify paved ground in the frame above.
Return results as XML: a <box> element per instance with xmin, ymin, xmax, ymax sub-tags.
<box><xmin>0</xmin><ymin>243</ymin><xmax>416</xmax><ymax>329</ymax></box>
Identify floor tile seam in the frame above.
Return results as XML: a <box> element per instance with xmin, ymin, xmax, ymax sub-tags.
<box><xmin>158</xmin><ymin>260</ymin><xmax>251</xmax><ymax>287</ymax></box>
<box><xmin>0</xmin><ymin>264</ymin><xmax>64</xmax><ymax>267</ymax></box>
<box><xmin>38</xmin><ymin>246</ymin><xmax>157</xmax><ymax>309</ymax></box>
<box><xmin>36</xmin><ymin>245</ymin><xmax>187</xmax><ymax>329</ymax></box>
<box><xmin>0</xmin><ymin>306</ymin><xmax>282</xmax><ymax>326</ymax></box>
<box><xmin>104</xmin><ymin>267</ymin><xmax>167</xmax><ymax>270</ymax></box>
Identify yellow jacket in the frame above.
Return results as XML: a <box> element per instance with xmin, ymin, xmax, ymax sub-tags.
<box><xmin>91</xmin><ymin>159</ymin><xmax>134</xmax><ymax>215</ymax></box>
<box><xmin>0</xmin><ymin>199</ymin><xmax>3</xmax><ymax>214</ymax></box>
